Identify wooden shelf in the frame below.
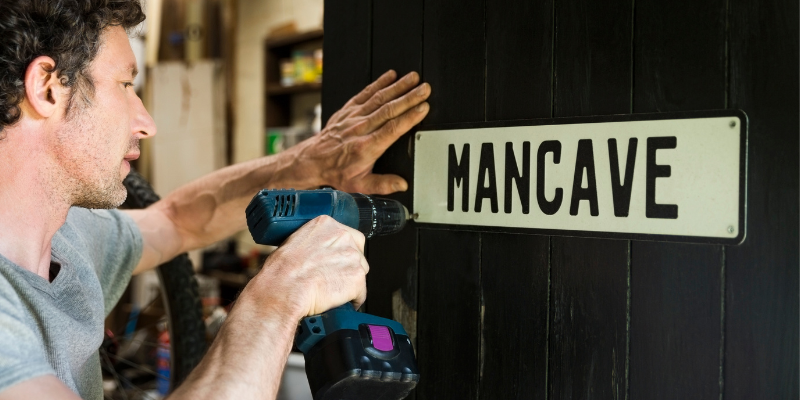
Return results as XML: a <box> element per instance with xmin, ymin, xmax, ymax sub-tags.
<box><xmin>264</xmin><ymin>29</ymin><xmax>323</xmax><ymax>131</ymax></box>
<box><xmin>267</xmin><ymin>82</ymin><xmax>322</xmax><ymax>96</ymax></box>
<box><xmin>266</xmin><ymin>29</ymin><xmax>324</xmax><ymax>49</ymax></box>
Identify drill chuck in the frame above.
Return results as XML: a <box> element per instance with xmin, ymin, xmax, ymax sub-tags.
<box><xmin>350</xmin><ymin>193</ymin><xmax>409</xmax><ymax>238</ymax></box>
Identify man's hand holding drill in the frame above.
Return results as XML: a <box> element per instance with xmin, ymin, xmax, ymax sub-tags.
<box><xmin>244</xmin><ymin>215</ymin><xmax>369</xmax><ymax>321</ymax></box>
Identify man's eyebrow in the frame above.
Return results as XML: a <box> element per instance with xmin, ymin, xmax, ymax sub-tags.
<box><xmin>128</xmin><ymin>63</ymin><xmax>138</xmax><ymax>79</ymax></box>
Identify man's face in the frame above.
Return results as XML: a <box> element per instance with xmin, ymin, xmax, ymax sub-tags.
<box><xmin>51</xmin><ymin>26</ymin><xmax>156</xmax><ymax>209</ymax></box>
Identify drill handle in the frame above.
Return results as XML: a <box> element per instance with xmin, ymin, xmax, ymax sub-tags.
<box><xmin>296</xmin><ymin>303</ymin><xmax>356</xmax><ymax>354</ymax></box>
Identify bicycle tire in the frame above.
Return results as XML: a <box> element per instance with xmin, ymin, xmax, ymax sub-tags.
<box><xmin>119</xmin><ymin>169</ymin><xmax>207</xmax><ymax>389</ymax></box>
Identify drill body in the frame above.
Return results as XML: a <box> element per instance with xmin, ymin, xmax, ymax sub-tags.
<box><xmin>246</xmin><ymin>188</ymin><xmax>409</xmax><ymax>245</ymax></box>
<box><xmin>246</xmin><ymin>188</ymin><xmax>419</xmax><ymax>400</ymax></box>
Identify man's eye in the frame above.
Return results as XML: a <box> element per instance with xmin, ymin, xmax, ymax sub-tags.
<box><xmin>123</xmin><ymin>82</ymin><xmax>134</xmax><ymax>88</ymax></box>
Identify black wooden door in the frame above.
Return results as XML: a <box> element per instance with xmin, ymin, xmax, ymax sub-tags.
<box><xmin>322</xmin><ymin>0</ymin><xmax>798</xmax><ymax>398</ymax></box>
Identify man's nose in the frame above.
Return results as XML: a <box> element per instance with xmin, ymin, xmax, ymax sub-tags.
<box><xmin>132</xmin><ymin>94</ymin><xmax>157</xmax><ymax>138</ymax></box>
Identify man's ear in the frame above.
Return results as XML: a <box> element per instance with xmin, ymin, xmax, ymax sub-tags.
<box><xmin>23</xmin><ymin>56</ymin><xmax>67</xmax><ymax>119</ymax></box>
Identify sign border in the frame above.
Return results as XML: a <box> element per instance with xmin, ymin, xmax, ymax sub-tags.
<box><xmin>412</xmin><ymin>109</ymin><xmax>749</xmax><ymax>245</ymax></box>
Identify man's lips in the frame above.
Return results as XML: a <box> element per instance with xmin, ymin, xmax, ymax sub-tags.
<box><xmin>124</xmin><ymin>152</ymin><xmax>140</xmax><ymax>161</ymax></box>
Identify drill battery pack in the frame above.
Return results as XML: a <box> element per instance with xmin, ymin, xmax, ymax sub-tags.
<box><xmin>296</xmin><ymin>305</ymin><xmax>420</xmax><ymax>400</ymax></box>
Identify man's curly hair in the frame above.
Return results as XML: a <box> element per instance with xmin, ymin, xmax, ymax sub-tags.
<box><xmin>0</xmin><ymin>0</ymin><xmax>146</xmax><ymax>134</ymax></box>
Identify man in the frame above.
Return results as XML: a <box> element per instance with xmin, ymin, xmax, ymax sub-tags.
<box><xmin>0</xmin><ymin>1</ymin><xmax>430</xmax><ymax>399</ymax></box>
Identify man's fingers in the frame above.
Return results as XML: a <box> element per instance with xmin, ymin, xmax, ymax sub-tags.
<box><xmin>359</xmin><ymin>253</ymin><xmax>370</xmax><ymax>275</ymax></box>
<box><xmin>329</xmin><ymin>71</ymin><xmax>398</xmax><ymax>124</ymax></box>
<box><xmin>360</xmin><ymin>82</ymin><xmax>430</xmax><ymax>136</ymax></box>
<box><xmin>351</xmin><ymin>286</ymin><xmax>368</xmax><ymax>312</ymax></box>
<box><xmin>343</xmin><ymin>224</ymin><xmax>367</xmax><ymax>253</ymax></box>
<box><xmin>362</xmin><ymin>101</ymin><xmax>429</xmax><ymax>159</ymax></box>
<box><xmin>359</xmin><ymin>71</ymin><xmax>422</xmax><ymax>117</ymax></box>
<box><xmin>353</xmin><ymin>173</ymin><xmax>409</xmax><ymax>195</ymax></box>
<box><xmin>349</xmin><ymin>70</ymin><xmax>398</xmax><ymax>105</ymax></box>
<box><xmin>314</xmin><ymin>215</ymin><xmax>367</xmax><ymax>251</ymax></box>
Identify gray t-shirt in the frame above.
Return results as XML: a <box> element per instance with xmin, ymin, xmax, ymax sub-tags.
<box><xmin>0</xmin><ymin>207</ymin><xmax>143</xmax><ymax>399</ymax></box>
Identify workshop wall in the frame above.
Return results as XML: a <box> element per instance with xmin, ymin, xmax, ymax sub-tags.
<box><xmin>150</xmin><ymin>61</ymin><xmax>227</xmax><ymax>196</ymax></box>
<box><xmin>233</xmin><ymin>0</ymin><xmax>323</xmax><ymax>164</ymax></box>
<box><xmin>322</xmin><ymin>0</ymin><xmax>799</xmax><ymax>398</ymax></box>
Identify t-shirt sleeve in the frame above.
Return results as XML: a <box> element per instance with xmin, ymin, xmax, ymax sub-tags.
<box><xmin>0</xmin><ymin>279</ymin><xmax>55</xmax><ymax>392</ymax></box>
<box><xmin>66</xmin><ymin>208</ymin><xmax>144</xmax><ymax>315</ymax></box>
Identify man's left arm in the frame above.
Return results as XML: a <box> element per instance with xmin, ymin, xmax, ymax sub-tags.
<box><xmin>125</xmin><ymin>70</ymin><xmax>430</xmax><ymax>275</ymax></box>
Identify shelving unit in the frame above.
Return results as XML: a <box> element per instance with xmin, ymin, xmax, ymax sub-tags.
<box><xmin>266</xmin><ymin>82</ymin><xmax>322</xmax><ymax>96</ymax></box>
<box><xmin>264</xmin><ymin>29</ymin><xmax>323</xmax><ymax>129</ymax></box>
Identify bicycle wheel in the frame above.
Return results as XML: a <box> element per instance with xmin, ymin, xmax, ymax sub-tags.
<box><xmin>101</xmin><ymin>169</ymin><xmax>207</xmax><ymax>399</ymax></box>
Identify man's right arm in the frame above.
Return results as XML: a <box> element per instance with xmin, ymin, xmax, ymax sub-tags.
<box><xmin>169</xmin><ymin>215</ymin><xmax>369</xmax><ymax>399</ymax></box>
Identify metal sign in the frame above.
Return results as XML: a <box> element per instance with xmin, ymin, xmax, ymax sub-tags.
<box><xmin>412</xmin><ymin>111</ymin><xmax>747</xmax><ymax>244</ymax></box>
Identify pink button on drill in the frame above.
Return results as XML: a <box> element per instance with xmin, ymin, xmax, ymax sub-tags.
<box><xmin>367</xmin><ymin>325</ymin><xmax>393</xmax><ymax>351</ymax></box>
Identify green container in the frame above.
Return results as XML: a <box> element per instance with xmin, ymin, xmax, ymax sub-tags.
<box><xmin>265</xmin><ymin>130</ymin><xmax>284</xmax><ymax>155</ymax></box>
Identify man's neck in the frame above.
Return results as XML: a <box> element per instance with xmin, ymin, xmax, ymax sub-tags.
<box><xmin>0</xmin><ymin>123</ymin><xmax>71</xmax><ymax>280</ymax></box>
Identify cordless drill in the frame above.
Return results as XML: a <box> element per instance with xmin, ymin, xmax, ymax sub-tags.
<box><xmin>245</xmin><ymin>188</ymin><xmax>420</xmax><ymax>400</ymax></box>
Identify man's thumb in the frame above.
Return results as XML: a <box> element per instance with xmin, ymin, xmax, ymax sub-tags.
<box><xmin>358</xmin><ymin>174</ymin><xmax>408</xmax><ymax>195</ymax></box>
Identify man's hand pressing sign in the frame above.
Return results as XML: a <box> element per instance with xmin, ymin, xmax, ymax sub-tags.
<box><xmin>286</xmin><ymin>70</ymin><xmax>431</xmax><ymax>194</ymax></box>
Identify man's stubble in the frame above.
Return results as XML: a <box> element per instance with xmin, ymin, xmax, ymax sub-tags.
<box><xmin>52</xmin><ymin>96</ymin><xmax>136</xmax><ymax>209</ymax></box>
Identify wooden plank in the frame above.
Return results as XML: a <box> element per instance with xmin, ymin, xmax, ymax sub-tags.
<box><xmin>553</xmin><ymin>0</ymin><xmax>633</xmax><ymax>116</ymax></box>
<box><xmin>630</xmin><ymin>243</ymin><xmax>722</xmax><ymax>398</ymax></box>
<box><xmin>422</xmin><ymin>0</ymin><xmax>484</xmax><ymax>125</ymax></box>
<box><xmin>725</xmin><ymin>0</ymin><xmax>799</xmax><ymax>397</ymax></box>
<box><xmin>478</xmin><ymin>2</ymin><xmax>552</xmax><ymax>397</ymax></box>
<box><xmin>366</xmin><ymin>0</ymin><xmax>423</xmax><ymax>322</ymax></box>
<box><xmin>549</xmin><ymin>237</ymin><xmax>628</xmax><ymax>399</ymax></box>
<box><xmin>416</xmin><ymin>3</ymin><xmax>485</xmax><ymax>398</ymax></box>
<box><xmin>549</xmin><ymin>0</ymin><xmax>632</xmax><ymax>398</ymax></box>
<box><xmin>321</xmin><ymin>0</ymin><xmax>371</xmax><ymax>125</ymax></box>
<box><xmin>478</xmin><ymin>233</ymin><xmax>549</xmax><ymax>399</ymax></box>
<box><xmin>633</xmin><ymin>0</ymin><xmax>726</xmax><ymax>112</ymax></box>
<box><xmin>629</xmin><ymin>0</ymin><xmax>726</xmax><ymax>397</ymax></box>
<box><xmin>366</xmin><ymin>10</ymin><xmax>423</xmax><ymax>399</ymax></box>
<box><xmin>372</xmin><ymin>0</ymin><xmax>423</xmax><ymax>79</ymax></box>
<box><xmin>417</xmin><ymin>229</ymin><xmax>481</xmax><ymax>400</ymax></box>
<box><xmin>485</xmin><ymin>0</ymin><xmax>553</xmax><ymax>121</ymax></box>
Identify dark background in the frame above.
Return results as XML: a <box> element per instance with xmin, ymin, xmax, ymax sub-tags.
<box><xmin>322</xmin><ymin>0</ymin><xmax>798</xmax><ymax>398</ymax></box>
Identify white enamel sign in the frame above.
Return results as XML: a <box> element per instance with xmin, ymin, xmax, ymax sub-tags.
<box><xmin>413</xmin><ymin>112</ymin><xmax>747</xmax><ymax>244</ymax></box>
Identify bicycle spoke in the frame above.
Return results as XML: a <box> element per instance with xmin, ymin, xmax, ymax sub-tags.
<box><xmin>111</xmin><ymin>370</ymin><xmax>155</xmax><ymax>400</ymax></box>
<box><xmin>100</xmin><ymin>348</ymin><xmax>130</xmax><ymax>400</ymax></box>
<box><xmin>103</xmin><ymin>350</ymin><xmax>166</xmax><ymax>400</ymax></box>
<box><xmin>104</xmin><ymin>352</ymin><xmax>167</xmax><ymax>380</ymax></box>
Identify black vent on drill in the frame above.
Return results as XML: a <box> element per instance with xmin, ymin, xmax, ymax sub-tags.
<box><xmin>272</xmin><ymin>194</ymin><xmax>296</xmax><ymax>217</ymax></box>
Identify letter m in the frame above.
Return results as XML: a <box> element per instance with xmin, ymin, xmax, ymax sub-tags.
<box><xmin>448</xmin><ymin>143</ymin><xmax>470</xmax><ymax>212</ymax></box>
